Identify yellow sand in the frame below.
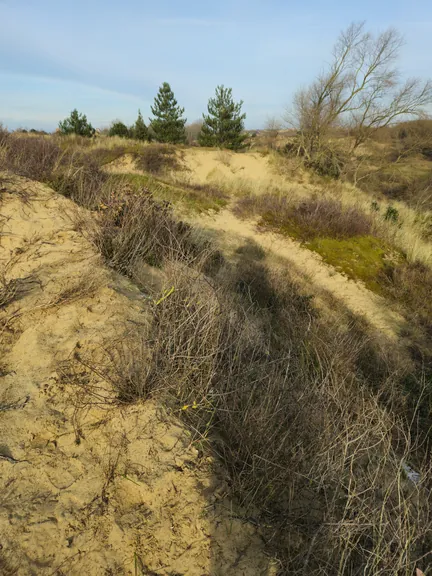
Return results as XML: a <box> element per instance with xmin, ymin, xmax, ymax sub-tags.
<box><xmin>0</xmin><ymin>178</ymin><xmax>275</xmax><ymax>575</ymax></box>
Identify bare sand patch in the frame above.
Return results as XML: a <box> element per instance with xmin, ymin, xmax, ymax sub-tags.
<box><xmin>0</xmin><ymin>179</ymin><xmax>273</xmax><ymax>575</ymax></box>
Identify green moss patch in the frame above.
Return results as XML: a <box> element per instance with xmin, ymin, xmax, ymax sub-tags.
<box><xmin>306</xmin><ymin>235</ymin><xmax>401</xmax><ymax>292</ymax></box>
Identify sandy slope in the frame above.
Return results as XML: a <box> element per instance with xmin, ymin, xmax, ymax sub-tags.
<box><xmin>0</xmin><ymin>179</ymin><xmax>273</xmax><ymax>575</ymax></box>
<box><xmin>181</xmin><ymin>149</ymin><xmax>274</xmax><ymax>184</ymax></box>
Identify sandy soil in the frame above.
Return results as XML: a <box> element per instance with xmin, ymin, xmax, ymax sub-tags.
<box><xmin>181</xmin><ymin>149</ymin><xmax>277</xmax><ymax>185</ymax></box>
<box><xmin>0</xmin><ymin>179</ymin><xmax>274</xmax><ymax>575</ymax></box>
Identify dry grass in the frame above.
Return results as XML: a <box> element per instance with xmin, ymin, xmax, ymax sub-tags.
<box><xmin>84</xmin><ymin>257</ymin><xmax>432</xmax><ymax>574</ymax></box>
<box><xmin>0</xmin><ymin>544</ymin><xmax>19</xmax><ymax>576</ymax></box>
<box><xmin>2</xmin><ymin>131</ymin><xmax>432</xmax><ymax>574</ymax></box>
<box><xmin>234</xmin><ymin>193</ymin><xmax>374</xmax><ymax>240</ymax></box>
<box><xmin>93</xmin><ymin>185</ymin><xmax>214</xmax><ymax>277</ymax></box>
<box><xmin>381</xmin><ymin>261</ymin><xmax>432</xmax><ymax>334</ymax></box>
<box><xmin>133</xmin><ymin>144</ymin><xmax>181</xmax><ymax>174</ymax></box>
<box><xmin>0</xmin><ymin>273</ymin><xmax>37</xmax><ymax>310</ymax></box>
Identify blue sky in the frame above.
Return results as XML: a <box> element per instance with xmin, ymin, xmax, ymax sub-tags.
<box><xmin>1</xmin><ymin>0</ymin><xmax>431</xmax><ymax>130</ymax></box>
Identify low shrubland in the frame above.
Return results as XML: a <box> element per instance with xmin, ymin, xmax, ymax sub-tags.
<box><xmin>234</xmin><ymin>194</ymin><xmax>374</xmax><ymax>240</ymax></box>
<box><xmin>74</xmin><ymin>226</ymin><xmax>432</xmax><ymax>574</ymax></box>
<box><xmin>2</xmin><ymin>129</ymin><xmax>432</xmax><ymax>574</ymax></box>
<box><xmin>0</xmin><ymin>132</ymin><xmax>225</xmax><ymax>213</ymax></box>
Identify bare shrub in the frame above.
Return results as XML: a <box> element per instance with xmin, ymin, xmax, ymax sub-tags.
<box><xmin>62</xmin><ymin>335</ymin><xmax>156</xmax><ymax>405</ymax></box>
<box><xmin>288</xmin><ymin>22</ymin><xmax>432</xmax><ymax>179</ymax></box>
<box><xmin>382</xmin><ymin>261</ymin><xmax>432</xmax><ymax>333</ymax></box>
<box><xmin>107</xmin><ymin>258</ymin><xmax>432</xmax><ymax>574</ymax></box>
<box><xmin>0</xmin><ymin>133</ymin><xmax>110</xmax><ymax>210</ymax></box>
<box><xmin>395</xmin><ymin>119</ymin><xmax>432</xmax><ymax>159</ymax></box>
<box><xmin>93</xmin><ymin>186</ymin><xmax>207</xmax><ymax>276</ymax></box>
<box><xmin>49</xmin><ymin>152</ymin><xmax>109</xmax><ymax>209</ymax></box>
<box><xmin>186</xmin><ymin>119</ymin><xmax>203</xmax><ymax>145</ymax></box>
<box><xmin>134</xmin><ymin>144</ymin><xmax>180</xmax><ymax>174</ymax></box>
<box><xmin>234</xmin><ymin>193</ymin><xmax>374</xmax><ymax>239</ymax></box>
<box><xmin>0</xmin><ymin>135</ymin><xmax>61</xmax><ymax>181</ymax></box>
<box><xmin>290</xmin><ymin>23</ymin><xmax>432</xmax><ymax>154</ymax></box>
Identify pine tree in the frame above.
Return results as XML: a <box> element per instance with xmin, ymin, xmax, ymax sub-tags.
<box><xmin>199</xmin><ymin>86</ymin><xmax>247</xmax><ymax>150</ymax></box>
<box><xmin>109</xmin><ymin>120</ymin><xmax>130</xmax><ymax>138</ymax></box>
<box><xmin>58</xmin><ymin>109</ymin><xmax>95</xmax><ymax>137</ymax></box>
<box><xmin>150</xmin><ymin>83</ymin><xmax>186</xmax><ymax>144</ymax></box>
<box><xmin>133</xmin><ymin>109</ymin><xmax>149</xmax><ymax>141</ymax></box>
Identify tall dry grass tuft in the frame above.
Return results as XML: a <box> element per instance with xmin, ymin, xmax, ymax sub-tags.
<box><xmin>234</xmin><ymin>193</ymin><xmax>374</xmax><ymax>239</ymax></box>
<box><xmin>381</xmin><ymin>261</ymin><xmax>432</xmax><ymax>334</ymax></box>
<box><xmin>0</xmin><ymin>135</ymin><xmax>61</xmax><ymax>182</ymax></box>
<box><xmin>133</xmin><ymin>144</ymin><xmax>180</xmax><ymax>174</ymax></box>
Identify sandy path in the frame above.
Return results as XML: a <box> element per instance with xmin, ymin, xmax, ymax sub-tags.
<box><xmin>194</xmin><ymin>208</ymin><xmax>405</xmax><ymax>339</ymax></box>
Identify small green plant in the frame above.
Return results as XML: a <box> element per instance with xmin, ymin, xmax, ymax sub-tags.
<box><xmin>371</xmin><ymin>200</ymin><xmax>380</xmax><ymax>212</ymax></box>
<box><xmin>58</xmin><ymin>109</ymin><xmax>95</xmax><ymax>137</ymax></box>
<box><xmin>384</xmin><ymin>205</ymin><xmax>399</xmax><ymax>223</ymax></box>
<box><xmin>133</xmin><ymin>109</ymin><xmax>149</xmax><ymax>141</ymax></box>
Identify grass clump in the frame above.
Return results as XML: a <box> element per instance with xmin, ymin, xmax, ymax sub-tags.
<box><xmin>381</xmin><ymin>260</ymin><xmax>432</xmax><ymax>333</ymax></box>
<box><xmin>133</xmin><ymin>144</ymin><xmax>180</xmax><ymax>174</ymax></box>
<box><xmin>0</xmin><ymin>134</ymin><xmax>62</xmax><ymax>182</ymax></box>
<box><xmin>93</xmin><ymin>185</ymin><xmax>211</xmax><ymax>275</ymax></box>
<box><xmin>235</xmin><ymin>193</ymin><xmax>374</xmax><ymax>240</ymax></box>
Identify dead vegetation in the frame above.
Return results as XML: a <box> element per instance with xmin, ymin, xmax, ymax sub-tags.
<box><xmin>93</xmin><ymin>185</ymin><xmax>213</xmax><ymax>277</ymax></box>
<box><xmin>287</xmin><ymin>22</ymin><xmax>432</xmax><ymax>178</ymax></box>
<box><xmin>1</xmin><ymin>128</ymin><xmax>432</xmax><ymax>575</ymax></box>
<box><xmin>56</xmin><ymin>185</ymin><xmax>432</xmax><ymax>573</ymax></box>
<box><xmin>234</xmin><ymin>193</ymin><xmax>374</xmax><ymax>239</ymax></box>
<box><xmin>67</xmin><ymin>250</ymin><xmax>432</xmax><ymax>574</ymax></box>
<box><xmin>133</xmin><ymin>143</ymin><xmax>181</xmax><ymax>174</ymax></box>
<box><xmin>381</xmin><ymin>261</ymin><xmax>432</xmax><ymax>334</ymax></box>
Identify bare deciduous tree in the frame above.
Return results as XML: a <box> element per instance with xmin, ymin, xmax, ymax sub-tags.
<box><xmin>263</xmin><ymin>116</ymin><xmax>282</xmax><ymax>149</ymax></box>
<box><xmin>185</xmin><ymin>119</ymin><xmax>203</xmax><ymax>145</ymax></box>
<box><xmin>289</xmin><ymin>22</ymin><xmax>432</xmax><ymax>160</ymax></box>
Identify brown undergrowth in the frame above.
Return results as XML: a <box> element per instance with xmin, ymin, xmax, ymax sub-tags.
<box><xmin>1</xmin><ymin>131</ymin><xmax>432</xmax><ymax>574</ymax></box>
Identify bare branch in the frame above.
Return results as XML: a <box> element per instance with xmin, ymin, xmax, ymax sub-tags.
<box><xmin>290</xmin><ymin>22</ymin><xmax>432</xmax><ymax>160</ymax></box>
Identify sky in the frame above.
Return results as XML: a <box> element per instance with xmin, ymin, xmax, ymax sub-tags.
<box><xmin>1</xmin><ymin>0</ymin><xmax>431</xmax><ymax>131</ymax></box>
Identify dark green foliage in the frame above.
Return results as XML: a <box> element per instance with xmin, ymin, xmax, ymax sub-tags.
<box><xmin>108</xmin><ymin>120</ymin><xmax>130</xmax><ymax>138</ymax></box>
<box><xmin>199</xmin><ymin>85</ymin><xmax>247</xmax><ymax>150</ymax></box>
<box><xmin>384</xmin><ymin>206</ymin><xmax>399</xmax><ymax>223</ymax></box>
<box><xmin>108</xmin><ymin>121</ymin><xmax>130</xmax><ymax>138</ymax></box>
<box><xmin>149</xmin><ymin>83</ymin><xmax>186</xmax><ymax>144</ymax></box>
<box><xmin>58</xmin><ymin>109</ymin><xmax>95</xmax><ymax>137</ymax></box>
<box><xmin>133</xmin><ymin>109</ymin><xmax>149</xmax><ymax>141</ymax></box>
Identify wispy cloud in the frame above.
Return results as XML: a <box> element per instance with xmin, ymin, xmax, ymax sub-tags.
<box><xmin>1</xmin><ymin>0</ymin><xmax>432</xmax><ymax>130</ymax></box>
